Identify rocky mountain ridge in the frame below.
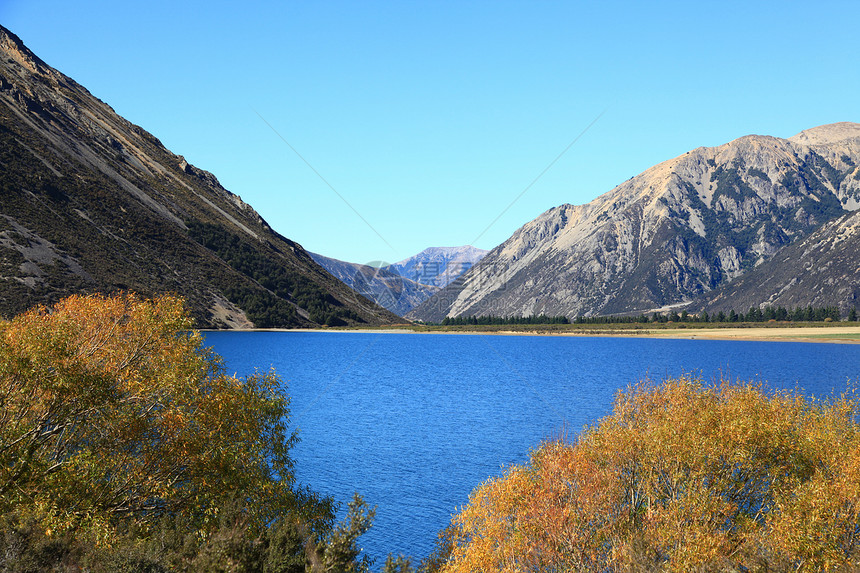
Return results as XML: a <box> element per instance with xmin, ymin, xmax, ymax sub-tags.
<box><xmin>0</xmin><ymin>25</ymin><xmax>399</xmax><ymax>327</ymax></box>
<box><xmin>309</xmin><ymin>252</ymin><xmax>439</xmax><ymax>316</ymax></box>
<box><xmin>693</xmin><ymin>207</ymin><xmax>860</xmax><ymax>314</ymax></box>
<box><xmin>387</xmin><ymin>246</ymin><xmax>489</xmax><ymax>289</ymax></box>
<box><xmin>409</xmin><ymin>123</ymin><xmax>860</xmax><ymax>322</ymax></box>
<box><xmin>310</xmin><ymin>245</ymin><xmax>488</xmax><ymax>315</ymax></box>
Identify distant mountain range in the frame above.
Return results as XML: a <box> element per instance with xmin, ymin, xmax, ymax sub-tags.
<box><xmin>310</xmin><ymin>246</ymin><xmax>488</xmax><ymax>315</ymax></box>
<box><xmin>308</xmin><ymin>252</ymin><xmax>438</xmax><ymax>317</ymax></box>
<box><xmin>387</xmin><ymin>246</ymin><xmax>489</xmax><ymax>288</ymax></box>
<box><xmin>409</xmin><ymin>123</ymin><xmax>860</xmax><ymax>322</ymax></box>
<box><xmin>0</xmin><ymin>25</ymin><xmax>399</xmax><ymax>328</ymax></box>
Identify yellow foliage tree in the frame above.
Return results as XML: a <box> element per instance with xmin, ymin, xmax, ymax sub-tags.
<box><xmin>0</xmin><ymin>293</ymin><xmax>324</xmax><ymax>542</ymax></box>
<box><xmin>442</xmin><ymin>376</ymin><xmax>860</xmax><ymax>572</ymax></box>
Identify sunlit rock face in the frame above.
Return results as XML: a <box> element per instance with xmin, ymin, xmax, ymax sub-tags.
<box><xmin>410</xmin><ymin>123</ymin><xmax>860</xmax><ymax>321</ymax></box>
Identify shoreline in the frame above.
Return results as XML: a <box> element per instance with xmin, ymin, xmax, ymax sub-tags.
<box><xmin>202</xmin><ymin>325</ymin><xmax>860</xmax><ymax>344</ymax></box>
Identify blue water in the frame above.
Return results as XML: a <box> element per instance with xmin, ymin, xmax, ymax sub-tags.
<box><xmin>203</xmin><ymin>331</ymin><xmax>860</xmax><ymax>564</ymax></box>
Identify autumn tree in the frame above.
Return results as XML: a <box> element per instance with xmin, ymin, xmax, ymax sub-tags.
<box><xmin>442</xmin><ymin>376</ymin><xmax>860</xmax><ymax>572</ymax></box>
<box><xmin>315</xmin><ymin>493</ymin><xmax>375</xmax><ymax>573</ymax></box>
<box><xmin>0</xmin><ymin>293</ymin><xmax>333</xmax><ymax>550</ymax></box>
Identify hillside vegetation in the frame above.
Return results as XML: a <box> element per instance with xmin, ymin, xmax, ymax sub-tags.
<box><xmin>0</xmin><ymin>293</ymin><xmax>382</xmax><ymax>572</ymax></box>
<box><xmin>0</xmin><ymin>25</ymin><xmax>398</xmax><ymax>328</ymax></box>
<box><xmin>440</xmin><ymin>377</ymin><xmax>860</xmax><ymax>572</ymax></box>
<box><xmin>2</xmin><ymin>294</ymin><xmax>858</xmax><ymax>571</ymax></box>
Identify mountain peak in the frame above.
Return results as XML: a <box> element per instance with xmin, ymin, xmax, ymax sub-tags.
<box><xmin>0</xmin><ymin>24</ymin><xmax>398</xmax><ymax>328</ymax></box>
<box><xmin>0</xmin><ymin>25</ymin><xmax>53</xmax><ymax>77</ymax></box>
<box><xmin>395</xmin><ymin>245</ymin><xmax>488</xmax><ymax>266</ymax></box>
<box><xmin>389</xmin><ymin>246</ymin><xmax>489</xmax><ymax>290</ymax></box>
<box><xmin>788</xmin><ymin>122</ymin><xmax>860</xmax><ymax>146</ymax></box>
<box><xmin>410</xmin><ymin>123</ymin><xmax>860</xmax><ymax>322</ymax></box>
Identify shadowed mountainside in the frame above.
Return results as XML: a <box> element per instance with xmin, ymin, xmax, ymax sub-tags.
<box><xmin>0</xmin><ymin>25</ymin><xmax>399</xmax><ymax>328</ymax></box>
<box><xmin>693</xmin><ymin>207</ymin><xmax>860</xmax><ymax>314</ymax></box>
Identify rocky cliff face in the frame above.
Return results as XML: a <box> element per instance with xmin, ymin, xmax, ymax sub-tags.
<box><xmin>694</xmin><ymin>207</ymin><xmax>860</xmax><ymax>315</ymax></box>
<box><xmin>409</xmin><ymin>123</ymin><xmax>860</xmax><ymax>321</ymax></box>
<box><xmin>0</xmin><ymin>25</ymin><xmax>399</xmax><ymax>327</ymax></box>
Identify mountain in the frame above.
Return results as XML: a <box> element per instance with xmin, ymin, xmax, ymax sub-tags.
<box><xmin>409</xmin><ymin>123</ymin><xmax>860</xmax><ymax>322</ymax></box>
<box><xmin>693</xmin><ymin>207</ymin><xmax>860</xmax><ymax>314</ymax></box>
<box><xmin>387</xmin><ymin>246</ymin><xmax>489</xmax><ymax>289</ymax></box>
<box><xmin>309</xmin><ymin>245</ymin><xmax>487</xmax><ymax>315</ymax></box>
<box><xmin>309</xmin><ymin>252</ymin><xmax>438</xmax><ymax>317</ymax></box>
<box><xmin>0</xmin><ymin>25</ymin><xmax>399</xmax><ymax>328</ymax></box>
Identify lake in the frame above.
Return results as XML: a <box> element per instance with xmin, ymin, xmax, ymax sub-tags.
<box><xmin>203</xmin><ymin>331</ymin><xmax>860</xmax><ymax>564</ymax></box>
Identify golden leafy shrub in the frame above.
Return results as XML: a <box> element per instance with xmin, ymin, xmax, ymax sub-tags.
<box><xmin>0</xmin><ymin>293</ymin><xmax>315</xmax><ymax>540</ymax></box>
<box><xmin>443</xmin><ymin>376</ymin><xmax>860</xmax><ymax>572</ymax></box>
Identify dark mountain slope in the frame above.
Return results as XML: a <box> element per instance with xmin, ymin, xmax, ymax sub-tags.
<box><xmin>693</xmin><ymin>208</ymin><xmax>860</xmax><ymax>315</ymax></box>
<box><xmin>0</xmin><ymin>25</ymin><xmax>398</xmax><ymax>327</ymax></box>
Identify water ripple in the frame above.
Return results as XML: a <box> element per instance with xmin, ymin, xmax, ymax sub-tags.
<box><xmin>205</xmin><ymin>332</ymin><xmax>860</xmax><ymax>563</ymax></box>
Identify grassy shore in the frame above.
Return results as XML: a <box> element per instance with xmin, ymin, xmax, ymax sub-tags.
<box><xmin>334</xmin><ymin>321</ymin><xmax>860</xmax><ymax>343</ymax></box>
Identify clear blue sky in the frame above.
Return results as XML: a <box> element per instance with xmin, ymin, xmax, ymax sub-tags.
<box><xmin>3</xmin><ymin>1</ymin><xmax>858</xmax><ymax>264</ymax></box>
